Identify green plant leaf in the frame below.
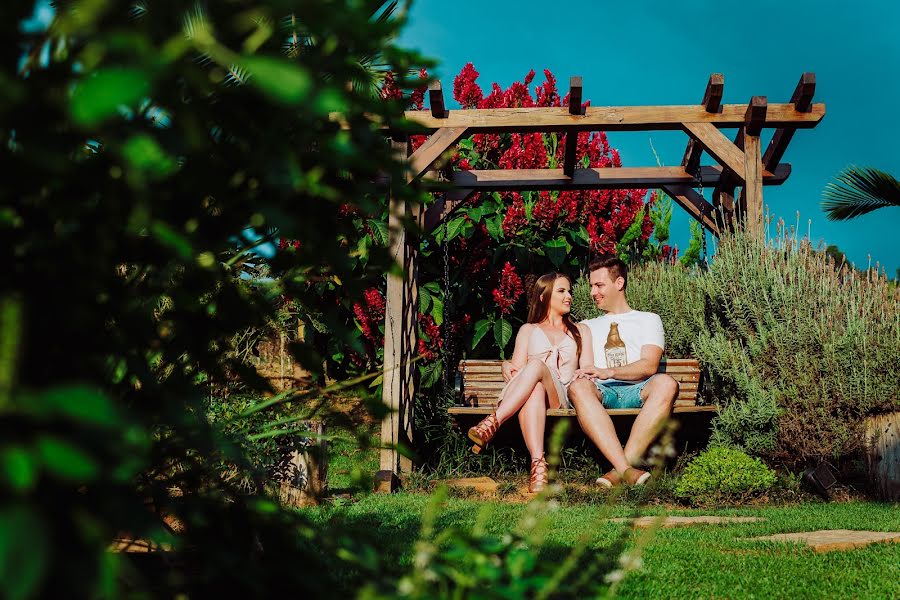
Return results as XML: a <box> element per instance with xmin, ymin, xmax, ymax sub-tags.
<box><xmin>431</xmin><ymin>295</ymin><xmax>444</xmax><ymax>326</ymax></box>
<box><xmin>121</xmin><ymin>134</ymin><xmax>177</xmax><ymax>180</ymax></box>
<box><xmin>70</xmin><ymin>68</ymin><xmax>151</xmax><ymax>126</ymax></box>
<box><xmin>150</xmin><ymin>221</ymin><xmax>193</xmax><ymax>259</ymax></box>
<box><xmin>445</xmin><ymin>217</ymin><xmax>466</xmax><ymax>242</ymax></box>
<box><xmin>37</xmin><ymin>386</ymin><xmax>120</xmax><ymax>427</ymax></box>
<box><xmin>36</xmin><ymin>436</ymin><xmax>98</xmax><ymax>482</ymax></box>
<box><xmin>471</xmin><ymin>318</ymin><xmax>492</xmax><ymax>349</ymax></box>
<box><xmin>367</xmin><ymin>219</ymin><xmax>389</xmax><ymax>247</ymax></box>
<box><xmin>242</xmin><ymin>56</ymin><xmax>312</xmax><ymax>105</ymax></box>
<box><xmin>545</xmin><ymin>237</ymin><xmax>568</xmax><ymax>268</ymax></box>
<box><xmin>485</xmin><ymin>215</ymin><xmax>503</xmax><ymax>240</ymax></box>
<box><xmin>0</xmin><ymin>447</ymin><xmax>36</xmax><ymax>492</ymax></box>
<box><xmin>0</xmin><ymin>505</ymin><xmax>48</xmax><ymax>600</ymax></box>
<box><xmin>419</xmin><ymin>286</ymin><xmax>432</xmax><ymax>313</ymax></box>
<box><xmin>419</xmin><ymin>359</ymin><xmax>443</xmax><ymax>388</ymax></box>
<box><xmin>494</xmin><ymin>318</ymin><xmax>512</xmax><ymax>352</ymax></box>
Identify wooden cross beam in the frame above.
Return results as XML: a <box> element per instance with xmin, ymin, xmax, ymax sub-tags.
<box><xmin>408</xmin><ymin>126</ymin><xmax>469</xmax><ymax>181</ymax></box>
<box><xmin>341</xmin><ymin>103</ymin><xmax>824</xmax><ymax>133</ymax></box>
<box><xmin>682</xmin><ymin>73</ymin><xmax>724</xmax><ymax>175</ymax></box>
<box><xmin>444</xmin><ymin>164</ymin><xmax>790</xmax><ymax>191</ymax></box>
<box><xmin>660</xmin><ymin>184</ymin><xmax>720</xmax><ymax>237</ymax></box>
<box><xmin>681</xmin><ymin>121</ymin><xmax>746</xmax><ymax>180</ymax></box>
<box><xmin>763</xmin><ymin>73</ymin><xmax>815</xmax><ymax>170</ymax></box>
<box><xmin>562</xmin><ymin>76</ymin><xmax>584</xmax><ymax>177</ymax></box>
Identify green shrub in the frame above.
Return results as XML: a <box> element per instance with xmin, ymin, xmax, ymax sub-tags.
<box><xmin>675</xmin><ymin>447</ymin><xmax>777</xmax><ymax>506</ymax></box>
<box><xmin>695</xmin><ymin>230</ymin><xmax>900</xmax><ymax>464</ymax></box>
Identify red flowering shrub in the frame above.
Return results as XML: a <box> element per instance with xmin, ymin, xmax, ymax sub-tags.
<box><xmin>492</xmin><ymin>262</ymin><xmax>525</xmax><ymax>316</ymax></box>
<box><xmin>292</xmin><ymin>64</ymin><xmax>658</xmax><ymax>383</ymax></box>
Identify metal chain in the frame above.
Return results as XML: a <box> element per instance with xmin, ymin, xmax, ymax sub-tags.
<box><xmin>441</xmin><ymin>211</ymin><xmax>453</xmax><ymax>390</ymax></box>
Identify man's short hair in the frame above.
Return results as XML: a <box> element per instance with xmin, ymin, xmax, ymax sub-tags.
<box><xmin>588</xmin><ymin>255</ymin><xmax>628</xmax><ymax>290</ymax></box>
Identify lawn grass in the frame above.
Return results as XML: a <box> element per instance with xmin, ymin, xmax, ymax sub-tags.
<box><xmin>305</xmin><ymin>494</ymin><xmax>900</xmax><ymax>599</ymax></box>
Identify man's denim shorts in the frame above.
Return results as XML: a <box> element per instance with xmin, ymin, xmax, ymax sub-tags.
<box><xmin>595</xmin><ymin>379</ymin><xmax>650</xmax><ymax>409</ymax></box>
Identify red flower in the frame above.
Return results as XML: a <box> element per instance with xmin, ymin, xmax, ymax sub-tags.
<box><xmin>453</xmin><ymin>63</ymin><xmax>483</xmax><ymax>109</ymax></box>
<box><xmin>502</xmin><ymin>193</ymin><xmax>527</xmax><ymax>236</ymax></box>
<box><xmin>532</xmin><ymin>191</ymin><xmax>560</xmax><ymax>229</ymax></box>
<box><xmin>492</xmin><ymin>262</ymin><xmax>524</xmax><ymax>315</ymax></box>
<box><xmin>417</xmin><ymin>313</ymin><xmax>443</xmax><ymax>361</ymax></box>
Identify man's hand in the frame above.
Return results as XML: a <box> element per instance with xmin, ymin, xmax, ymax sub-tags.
<box><xmin>574</xmin><ymin>366</ymin><xmax>615</xmax><ymax>381</ymax></box>
<box><xmin>501</xmin><ymin>360</ymin><xmax>519</xmax><ymax>383</ymax></box>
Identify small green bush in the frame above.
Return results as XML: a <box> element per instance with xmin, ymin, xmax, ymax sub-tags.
<box><xmin>675</xmin><ymin>447</ymin><xmax>777</xmax><ymax>506</ymax></box>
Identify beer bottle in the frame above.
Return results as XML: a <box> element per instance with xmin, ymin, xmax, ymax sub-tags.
<box><xmin>605</xmin><ymin>322</ymin><xmax>627</xmax><ymax>368</ymax></box>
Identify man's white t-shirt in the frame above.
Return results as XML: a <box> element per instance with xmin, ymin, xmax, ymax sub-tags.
<box><xmin>582</xmin><ymin>310</ymin><xmax>665</xmax><ymax>375</ymax></box>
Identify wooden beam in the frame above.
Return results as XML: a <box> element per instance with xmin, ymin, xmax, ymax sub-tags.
<box><xmin>428</xmin><ymin>80</ymin><xmax>446</xmax><ymax>119</ymax></box>
<box><xmin>744</xmin><ymin>96</ymin><xmax>768</xmax><ymax>136</ymax></box>
<box><xmin>408</xmin><ymin>126</ymin><xmax>468</xmax><ymax>180</ymax></box>
<box><xmin>562</xmin><ymin>76</ymin><xmax>583</xmax><ymax>177</ymax></box>
<box><xmin>380</xmin><ymin>140</ymin><xmax>417</xmax><ymax>482</ymax></box>
<box><xmin>763</xmin><ymin>73</ymin><xmax>816</xmax><ymax>170</ymax></box>
<box><xmin>661</xmin><ymin>184</ymin><xmax>720</xmax><ymax>237</ymax></box>
<box><xmin>337</xmin><ymin>103</ymin><xmax>826</xmax><ymax>133</ymax></box>
<box><xmin>701</xmin><ymin>73</ymin><xmax>725</xmax><ymax>113</ymax></box>
<box><xmin>682</xmin><ymin>122</ymin><xmax>746</xmax><ymax>180</ymax></box>
<box><xmin>442</xmin><ymin>164</ymin><xmax>790</xmax><ymax>191</ymax></box>
<box><xmin>742</xmin><ymin>130</ymin><xmax>764</xmax><ymax>238</ymax></box>
<box><xmin>682</xmin><ymin>74</ymin><xmax>725</xmax><ymax>175</ymax></box>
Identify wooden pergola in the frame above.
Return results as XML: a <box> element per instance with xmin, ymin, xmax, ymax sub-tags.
<box><xmin>376</xmin><ymin>73</ymin><xmax>824</xmax><ymax>487</ymax></box>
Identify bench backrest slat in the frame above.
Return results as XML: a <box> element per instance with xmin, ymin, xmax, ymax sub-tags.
<box><xmin>457</xmin><ymin>358</ymin><xmax>701</xmax><ymax>408</ymax></box>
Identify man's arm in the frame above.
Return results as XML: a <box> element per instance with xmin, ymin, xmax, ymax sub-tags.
<box><xmin>574</xmin><ymin>344</ymin><xmax>662</xmax><ymax>382</ymax></box>
<box><xmin>605</xmin><ymin>344</ymin><xmax>662</xmax><ymax>381</ymax></box>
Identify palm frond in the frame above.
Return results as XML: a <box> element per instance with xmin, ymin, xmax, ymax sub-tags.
<box><xmin>822</xmin><ymin>166</ymin><xmax>900</xmax><ymax>220</ymax></box>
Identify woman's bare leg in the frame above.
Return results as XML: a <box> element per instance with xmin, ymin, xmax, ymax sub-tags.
<box><xmin>518</xmin><ymin>383</ymin><xmax>547</xmax><ymax>460</ymax></box>
<box><xmin>494</xmin><ymin>359</ymin><xmax>556</xmax><ymax>425</ymax></box>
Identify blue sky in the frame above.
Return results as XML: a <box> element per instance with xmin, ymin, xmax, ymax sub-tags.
<box><xmin>399</xmin><ymin>0</ymin><xmax>900</xmax><ymax>274</ymax></box>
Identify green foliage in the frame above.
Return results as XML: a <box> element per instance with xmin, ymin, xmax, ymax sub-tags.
<box><xmin>674</xmin><ymin>447</ymin><xmax>777</xmax><ymax>506</ymax></box>
<box><xmin>822</xmin><ymin>165</ymin><xmax>900</xmax><ymax>220</ymax></box>
<box><xmin>360</xmin><ymin>488</ymin><xmax>630</xmax><ymax>600</ymax></box>
<box><xmin>696</xmin><ymin>230</ymin><xmax>900</xmax><ymax>464</ymax></box>
<box><xmin>2</xmin><ymin>1</ymin><xmax>429</xmax><ymax>596</ymax></box>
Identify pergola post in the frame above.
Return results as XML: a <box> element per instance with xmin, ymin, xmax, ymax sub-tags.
<box><xmin>742</xmin><ymin>96</ymin><xmax>767</xmax><ymax>238</ymax></box>
<box><xmin>377</xmin><ymin>86</ymin><xmax>468</xmax><ymax>491</ymax></box>
<box><xmin>378</xmin><ymin>139</ymin><xmax>417</xmax><ymax>490</ymax></box>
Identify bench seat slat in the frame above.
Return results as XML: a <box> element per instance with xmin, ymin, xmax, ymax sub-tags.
<box><xmin>448</xmin><ymin>405</ymin><xmax>718</xmax><ymax>416</ymax></box>
<box><xmin>461</xmin><ymin>392</ymin><xmax>701</xmax><ymax>405</ymax></box>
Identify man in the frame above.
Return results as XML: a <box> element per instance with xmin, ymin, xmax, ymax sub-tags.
<box><xmin>568</xmin><ymin>256</ymin><xmax>678</xmax><ymax>487</ymax></box>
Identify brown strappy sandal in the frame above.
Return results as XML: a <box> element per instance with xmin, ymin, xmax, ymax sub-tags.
<box><xmin>528</xmin><ymin>456</ymin><xmax>549</xmax><ymax>494</ymax></box>
<box><xmin>468</xmin><ymin>413</ymin><xmax>499</xmax><ymax>454</ymax></box>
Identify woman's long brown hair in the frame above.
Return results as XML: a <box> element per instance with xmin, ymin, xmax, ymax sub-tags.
<box><xmin>526</xmin><ymin>272</ymin><xmax>582</xmax><ymax>359</ymax></box>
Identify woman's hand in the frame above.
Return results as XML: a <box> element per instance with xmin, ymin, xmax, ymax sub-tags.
<box><xmin>501</xmin><ymin>360</ymin><xmax>519</xmax><ymax>383</ymax></box>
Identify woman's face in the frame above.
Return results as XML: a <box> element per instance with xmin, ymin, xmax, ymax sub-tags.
<box><xmin>545</xmin><ymin>277</ymin><xmax>572</xmax><ymax>316</ymax></box>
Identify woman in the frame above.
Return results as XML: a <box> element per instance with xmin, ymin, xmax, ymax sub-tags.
<box><xmin>468</xmin><ymin>272</ymin><xmax>595</xmax><ymax>493</ymax></box>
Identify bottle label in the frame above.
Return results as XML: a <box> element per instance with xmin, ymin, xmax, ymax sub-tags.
<box><xmin>605</xmin><ymin>346</ymin><xmax>627</xmax><ymax>368</ymax></box>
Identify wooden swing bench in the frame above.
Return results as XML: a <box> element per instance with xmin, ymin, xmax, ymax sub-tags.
<box><xmin>448</xmin><ymin>358</ymin><xmax>717</xmax><ymax>417</ymax></box>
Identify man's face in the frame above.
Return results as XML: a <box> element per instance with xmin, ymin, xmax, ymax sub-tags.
<box><xmin>589</xmin><ymin>268</ymin><xmax>622</xmax><ymax>311</ymax></box>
